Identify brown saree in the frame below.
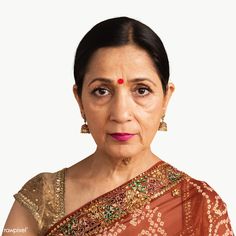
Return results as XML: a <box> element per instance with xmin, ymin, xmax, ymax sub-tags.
<box><xmin>14</xmin><ymin>161</ymin><xmax>234</xmax><ymax>235</ymax></box>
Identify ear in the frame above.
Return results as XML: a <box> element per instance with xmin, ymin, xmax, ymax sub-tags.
<box><xmin>73</xmin><ymin>84</ymin><xmax>84</xmax><ymax>117</ymax></box>
<box><xmin>162</xmin><ymin>82</ymin><xmax>175</xmax><ymax>114</ymax></box>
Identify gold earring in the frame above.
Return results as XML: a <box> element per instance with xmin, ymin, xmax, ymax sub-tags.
<box><xmin>158</xmin><ymin>114</ymin><xmax>167</xmax><ymax>131</ymax></box>
<box><xmin>80</xmin><ymin>116</ymin><xmax>90</xmax><ymax>133</ymax></box>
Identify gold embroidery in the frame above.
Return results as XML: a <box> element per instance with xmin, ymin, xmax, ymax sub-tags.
<box><xmin>171</xmin><ymin>188</ymin><xmax>181</xmax><ymax>197</ymax></box>
<box><xmin>14</xmin><ymin>173</ymin><xmax>43</xmax><ymax>223</ymax></box>
<box><xmin>51</xmin><ymin>169</ymin><xmax>65</xmax><ymax>226</ymax></box>
<box><xmin>14</xmin><ymin>191</ymin><xmax>40</xmax><ymax>220</ymax></box>
<box><xmin>46</xmin><ymin>163</ymin><xmax>186</xmax><ymax>236</ymax></box>
<box><xmin>14</xmin><ymin>169</ymin><xmax>66</xmax><ymax>236</ymax></box>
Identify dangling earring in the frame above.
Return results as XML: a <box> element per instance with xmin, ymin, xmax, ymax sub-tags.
<box><xmin>158</xmin><ymin>114</ymin><xmax>167</xmax><ymax>131</ymax></box>
<box><xmin>80</xmin><ymin>115</ymin><xmax>90</xmax><ymax>133</ymax></box>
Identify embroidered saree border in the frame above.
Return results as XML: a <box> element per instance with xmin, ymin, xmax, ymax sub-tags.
<box><xmin>46</xmin><ymin>162</ymin><xmax>187</xmax><ymax>236</ymax></box>
<box><xmin>50</xmin><ymin>168</ymin><xmax>66</xmax><ymax>227</ymax></box>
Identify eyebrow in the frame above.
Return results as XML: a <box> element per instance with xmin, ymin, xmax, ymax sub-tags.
<box><xmin>88</xmin><ymin>77</ymin><xmax>157</xmax><ymax>87</ymax></box>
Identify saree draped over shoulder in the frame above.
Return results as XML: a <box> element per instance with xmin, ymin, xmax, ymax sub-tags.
<box><xmin>14</xmin><ymin>161</ymin><xmax>234</xmax><ymax>236</ymax></box>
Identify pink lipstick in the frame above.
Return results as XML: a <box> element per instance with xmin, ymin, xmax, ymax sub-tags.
<box><xmin>110</xmin><ymin>133</ymin><xmax>135</xmax><ymax>141</ymax></box>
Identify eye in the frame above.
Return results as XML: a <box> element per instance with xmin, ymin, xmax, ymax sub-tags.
<box><xmin>90</xmin><ymin>85</ymin><xmax>153</xmax><ymax>98</ymax></box>
<box><xmin>91</xmin><ymin>87</ymin><xmax>110</xmax><ymax>97</ymax></box>
<box><xmin>135</xmin><ymin>86</ymin><xmax>152</xmax><ymax>97</ymax></box>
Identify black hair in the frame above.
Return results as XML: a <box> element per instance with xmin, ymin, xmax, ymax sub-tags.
<box><xmin>74</xmin><ymin>16</ymin><xmax>169</xmax><ymax>97</ymax></box>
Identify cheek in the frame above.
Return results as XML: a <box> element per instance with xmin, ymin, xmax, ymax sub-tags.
<box><xmin>138</xmin><ymin>96</ymin><xmax>163</xmax><ymax>118</ymax></box>
<box><xmin>136</xmin><ymin>98</ymin><xmax>163</xmax><ymax>132</ymax></box>
<box><xmin>83</xmin><ymin>102</ymin><xmax>107</xmax><ymax>131</ymax></box>
<box><xmin>83</xmin><ymin>95</ymin><xmax>106</xmax><ymax>114</ymax></box>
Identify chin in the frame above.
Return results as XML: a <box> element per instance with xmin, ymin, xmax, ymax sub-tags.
<box><xmin>105</xmin><ymin>144</ymin><xmax>140</xmax><ymax>159</ymax></box>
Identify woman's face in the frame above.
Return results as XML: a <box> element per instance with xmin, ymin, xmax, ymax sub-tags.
<box><xmin>73</xmin><ymin>44</ymin><xmax>174</xmax><ymax>159</ymax></box>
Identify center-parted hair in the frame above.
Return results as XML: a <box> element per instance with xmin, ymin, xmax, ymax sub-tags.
<box><xmin>74</xmin><ymin>16</ymin><xmax>169</xmax><ymax>97</ymax></box>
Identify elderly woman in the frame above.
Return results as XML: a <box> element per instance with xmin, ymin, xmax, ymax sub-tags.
<box><xmin>3</xmin><ymin>17</ymin><xmax>233</xmax><ymax>236</ymax></box>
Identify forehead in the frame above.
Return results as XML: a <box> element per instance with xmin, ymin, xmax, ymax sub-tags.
<box><xmin>85</xmin><ymin>44</ymin><xmax>157</xmax><ymax>75</ymax></box>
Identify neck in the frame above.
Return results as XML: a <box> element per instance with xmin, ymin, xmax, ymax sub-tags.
<box><xmin>86</xmin><ymin>147</ymin><xmax>160</xmax><ymax>185</ymax></box>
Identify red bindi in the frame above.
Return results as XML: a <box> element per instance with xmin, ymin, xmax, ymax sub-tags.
<box><xmin>117</xmin><ymin>78</ymin><xmax>124</xmax><ymax>84</ymax></box>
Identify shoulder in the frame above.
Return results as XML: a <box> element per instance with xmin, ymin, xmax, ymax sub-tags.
<box><xmin>14</xmin><ymin>168</ymin><xmax>65</xmax><ymax>199</ymax></box>
<box><xmin>181</xmin><ymin>176</ymin><xmax>234</xmax><ymax>234</ymax></box>
<box><xmin>185</xmin><ymin>177</ymin><xmax>222</xmax><ymax>202</ymax></box>
<box><xmin>184</xmin><ymin>177</ymin><xmax>227</xmax><ymax>216</ymax></box>
<box><xmin>14</xmin><ymin>171</ymin><xmax>54</xmax><ymax>216</ymax></box>
<box><xmin>13</xmin><ymin>168</ymin><xmax>66</xmax><ymax>234</ymax></box>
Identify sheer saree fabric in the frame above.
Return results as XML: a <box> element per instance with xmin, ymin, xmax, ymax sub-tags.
<box><xmin>14</xmin><ymin>161</ymin><xmax>234</xmax><ymax>235</ymax></box>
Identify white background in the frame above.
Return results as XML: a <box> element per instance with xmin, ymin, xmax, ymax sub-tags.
<box><xmin>0</xmin><ymin>0</ymin><xmax>235</xmax><ymax>233</ymax></box>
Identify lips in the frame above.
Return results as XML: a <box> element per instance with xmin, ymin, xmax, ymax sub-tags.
<box><xmin>110</xmin><ymin>133</ymin><xmax>135</xmax><ymax>141</ymax></box>
<box><xmin>111</xmin><ymin>133</ymin><xmax>133</xmax><ymax>135</ymax></box>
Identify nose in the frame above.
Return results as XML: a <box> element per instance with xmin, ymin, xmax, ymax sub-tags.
<box><xmin>109</xmin><ymin>89</ymin><xmax>133</xmax><ymax>123</ymax></box>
